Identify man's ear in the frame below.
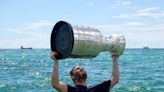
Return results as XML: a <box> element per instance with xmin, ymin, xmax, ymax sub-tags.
<box><xmin>71</xmin><ymin>75</ymin><xmax>74</xmax><ymax>80</ymax></box>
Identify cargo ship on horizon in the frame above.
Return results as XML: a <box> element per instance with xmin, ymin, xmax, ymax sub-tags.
<box><xmin>20</xmin><ymin>46</ymin><xmax>32</xmax><ymax>49</ymax></box>
<box><xmin>143</xmin><ymin>46</ymin><xmax>149</xmax><ymax>49</ymax></box>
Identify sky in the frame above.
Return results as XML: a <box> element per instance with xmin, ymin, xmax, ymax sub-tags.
<box><xmin>1</xmin><ymin>0</ymin><xmax>164</xmax><ymax>48</ymax></box>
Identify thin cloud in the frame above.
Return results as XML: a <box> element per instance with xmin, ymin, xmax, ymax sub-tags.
<box><xmin>10</xmin><ymin>21</ymin><xmax>53</xmax><ymax>34</ymax></box>
<box><xmin>114</xmin><ymin>7</ymin><xmax>164</xmax><ymax>20</ymax></box>
<box><xmin>126</xmin><ymin>22</ymin><xmax>145</xmax><ymax>26</ymax></box>
<box><xmin>94</xmin><ymin>22</ymin><xmax>164</xmax><ymax>33</ymax></box>
<box><xmin>114</xmin><ymin>14</ymin><xmax>130</xmax><ymax>19</ymax></box>
<box><xmin>89</xmin><ymin>2</ymin><xmax>95</xmax><ymax>7</ymax></box>
<box><xmin>1</xmin><ymin>21</ymin><xmax>54</xmax><ymax>48</ymax></box>
<box><xmin>122</xmin><ymin>1</ymin><xmax>131</xmax><ymax>6</ymax></box>
<box><xmin>93</xmin><ymin>23</ymin><xmax>164</xmax><ymax>48</ymax></box>
<box><xmin>137</xmin><ymin>7</ymin><xmax>159</xmax><ymax>13</ymax></box>
<box><xmin>112</xmin><ymin>0</ymin><xmax>131</xmax><ymax>8</ymax></box>
<box><xmin>135</xmin><ymin>7</ymin><xmax>164</xmax><ymax>18</ymax></box>
<box><xmin>0</xmin><ymin>36</ymin><xmax>50</xmax><ymax>48</ymax></box>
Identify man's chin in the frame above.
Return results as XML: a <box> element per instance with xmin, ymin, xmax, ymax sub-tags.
<box><xmin>74</xmin><ymin>73</ymin><xmax>87</xmax><ymax>82</ymax></box>
<box><xmin>76</xmin><ymin>79</ymin><xmax>85</xmax><ymax>83</ymax></box>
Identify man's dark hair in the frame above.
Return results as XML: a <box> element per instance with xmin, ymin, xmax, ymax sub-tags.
<box><xmin>70</xmin><ymin>66</ymin><xmax>77</xmax><ymax>83</ymax></box>
<box><xmin>70</xmin><ymin>66</ymin><xmax>76</xmax><ymax>76</ymax></box>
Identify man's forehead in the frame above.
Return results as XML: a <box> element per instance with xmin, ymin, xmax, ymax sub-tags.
<box><xmin>74</xmin><ymin>66</ymin><xmax>81</xmax><ymax>69</ymax></box>
<box><xmin>73</xmin><ymin>65</ymin><xmax>85</xmax><ymax>70</ymax></box>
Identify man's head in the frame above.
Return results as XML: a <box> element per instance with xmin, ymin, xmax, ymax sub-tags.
<box><xmin>70</xmin><ymin>65</ymin><xmax>87</xmax><ymax>84</ymax></box>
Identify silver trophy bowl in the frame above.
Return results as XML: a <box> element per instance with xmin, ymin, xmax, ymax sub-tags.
<box><xmin>51</xmin><ymin>21</ymin><xmax>126</xmax><ymax>59</ymax></box>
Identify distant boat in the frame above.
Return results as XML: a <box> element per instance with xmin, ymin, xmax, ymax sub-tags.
<box><xmin>143</xmin><ymin>46</ymin><xmax>149</xmax><ymax>49</ymax></box>
<box><xmin>21</xmin><ymin>46</ymin><xmax>32</xmax><ymax>49</ymax></box>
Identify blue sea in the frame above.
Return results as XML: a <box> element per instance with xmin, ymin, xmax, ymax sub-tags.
<box><xmin>0</xmin><ymin>49</ymin><xmax>164</xmax><ymax>92</ymax></box>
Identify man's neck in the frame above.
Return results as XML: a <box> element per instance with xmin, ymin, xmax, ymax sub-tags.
<box><xmin>75</xmin><ymin>81</ymin><xmax>86</xmax><ymax>86</ymax></box>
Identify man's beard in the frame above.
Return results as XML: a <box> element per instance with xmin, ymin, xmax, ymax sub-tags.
<box><xmin>74</xmin><ymin>72</ymin><xmax>87</xmax><ymax>82</ymax></box>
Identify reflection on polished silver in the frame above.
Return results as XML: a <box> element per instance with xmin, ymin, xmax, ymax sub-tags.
<box><xmin>51</xmin><ymin>21</ymin><xmax>126</xmax><ymax>59</ymax></box>
<box><xmin>71</xmin><ymin>26</ymin><xmax>126</xmax><ymax>56</ymax></box>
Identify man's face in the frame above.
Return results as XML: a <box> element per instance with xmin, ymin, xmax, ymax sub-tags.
<box><xmin>71</xmin><ymin>66</ymin><xmax>87</xmax><ymax>83</ymax></box>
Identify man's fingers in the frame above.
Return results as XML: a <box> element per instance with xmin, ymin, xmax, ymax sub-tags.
<box><xmin>51</xmin><ymin>52</ymin><xmax>57</xmax><ymax>56</ymax></box>
<box><xmin>50</xmin><ymin>51</ymin><xmax>59</xmax><ymax>62</ymax></box>
<box><xmin>111</xmin><ymin>55</ymin><xmax>119</xmax><ymax>61</ymax></box>
<box><xmin>54</xmin><ymin>52</ymin><xmax>58</xmax><ymax>56</ymax></box>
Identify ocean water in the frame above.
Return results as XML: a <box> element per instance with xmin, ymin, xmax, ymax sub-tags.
<box><xmin>0</xmin><ymin>49</ymin><xmax>164</xmax><ymax>92</ymax></box>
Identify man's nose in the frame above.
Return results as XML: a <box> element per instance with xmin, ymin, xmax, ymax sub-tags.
<box><xmin>80</xmin><ymin>68</ymin><xmax>84</xmax><ymax>71</ymax></box>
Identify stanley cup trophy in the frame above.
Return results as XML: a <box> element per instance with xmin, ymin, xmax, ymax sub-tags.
<box><xmin>51</xmin><ymin>21</ymin><xmax>126</xmax><ymax>59</ymax></box>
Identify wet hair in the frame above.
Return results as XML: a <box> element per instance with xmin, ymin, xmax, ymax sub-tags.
<box><xmin>70</xmin><ymin>66</ymin><xmax>76</xmax><ymax>76</ymax></box>
<box><xmin>70</xmin><ymin>66</ymin><xmax>77</xmax><ymax>83</ymax></box>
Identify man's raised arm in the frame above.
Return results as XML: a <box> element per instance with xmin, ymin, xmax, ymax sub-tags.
<box><xmin>51</xmin><ymin>52</ymin><xmax>67</xmax><ymax>92</ymax></box>
<box><xmin>110</xmin><ymin>55</ymin><xmax>119</xmax><ymax>88</ymax></box>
